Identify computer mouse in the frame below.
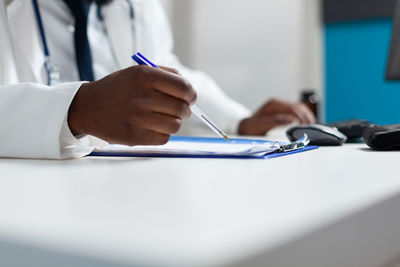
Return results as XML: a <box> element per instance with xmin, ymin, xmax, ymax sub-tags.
<box><xmin>287</xmin><ymin>124</ymin><xmax>347</xmax><ymax>146</ymax></box>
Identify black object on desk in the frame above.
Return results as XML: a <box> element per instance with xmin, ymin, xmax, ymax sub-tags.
<box><xmin>327</xmin><ymin>119</ymin><xmax>372</xmax><ymax>139</ymax></box>
<box><xmin>301</xmin><ymin>90</ymin><xmax>319</xmax><ymax>120</ymax></box>
<box><xmin>287</xmin><ymin>124</ymin><xmax>347</xmax><ymax>146</ymax></box>
<box><xmin>363</xmin><ymin>124</ymin><xmax>400</xmax><ymax>150</ymax></box>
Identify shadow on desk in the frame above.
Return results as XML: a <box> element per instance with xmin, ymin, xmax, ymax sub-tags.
<box><xmin>0</xmin><ymin>156</ymin><xmax>152</xmax><ymax>167</ymax></box>
<box><xmin>229</xmin><ymin>192</ymin><xmax>400</xmax><ymax>267</ymax></box>
<box><xmin>0</xmin><ymin>238</ymin><xmax>134</xmax><ymax>267</ymax></box>
<box><xmin>358</xmin><ymin>148</ymin><xmax>400</xmax><ymax>153</ymax></box>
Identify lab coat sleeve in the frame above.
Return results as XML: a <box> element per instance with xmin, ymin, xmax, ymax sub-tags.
<box><xmin>0</xmin><ymin>82</ymin><xmax>100</xmax><ymax>159</ymax></box>
<box><xmin>145</xmin><ymin>0</ymin><xmax>251</xmax><ymax>135</ymax></box>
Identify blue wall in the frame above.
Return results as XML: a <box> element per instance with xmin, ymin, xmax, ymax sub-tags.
<box><xmin>325</xmin><ymin>19</ymin><xmax>400</xmax><ymax>124</ymax></box>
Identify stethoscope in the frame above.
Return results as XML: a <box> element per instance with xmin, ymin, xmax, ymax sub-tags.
<box><xmin>32</xmin><ymin>0</ymin><xmax>136</xmax><ymax>85</ymax></box>
<box><xmin>96</xmin><ymin>1</ymin><xmax>136</xmax><ymax>70</ymax></box>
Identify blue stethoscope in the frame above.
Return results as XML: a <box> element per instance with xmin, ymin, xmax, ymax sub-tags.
<box><xmin>32</xmin><ymin>0</ymin><xmax>136</xmax><ymax>85</ymax></box>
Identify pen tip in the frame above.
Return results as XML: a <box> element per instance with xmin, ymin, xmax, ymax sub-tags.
<box><xmin>224</xmin><ymin>135</ymin><xmax>230</xmax><ymax>142</ymax></box>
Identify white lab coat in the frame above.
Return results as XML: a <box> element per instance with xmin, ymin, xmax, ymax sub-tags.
<box><xmin>0</xmin><ymin>0</ymin><xmax>250</xmax><ymax>159</ymax></box>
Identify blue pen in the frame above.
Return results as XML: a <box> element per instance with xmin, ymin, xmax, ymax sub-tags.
<box><xmin>132</xmin><ymin>52</ymin><xmax>230</xmax><ymax>141</ymax></box>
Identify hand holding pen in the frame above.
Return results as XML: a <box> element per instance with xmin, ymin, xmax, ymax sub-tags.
<box><xmin>68</xmin><ymin>61</ymin><xmax>197</xmax><ymax>146</ymax></box>
<box><xmin>132</xmin><ymin>52</ymin><xmax>230</xmax><ymax>141</ymax></box>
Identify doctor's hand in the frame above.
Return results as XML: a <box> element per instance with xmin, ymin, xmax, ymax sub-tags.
<box><xmin>238</xmin><ymin>98</ymin><xmax>316</xmax><ymax>136</ymax></box>
<box><xmin>67</xmin><ymin>65</ymin><xmax>197</xmax><ymax>146</ymax></box>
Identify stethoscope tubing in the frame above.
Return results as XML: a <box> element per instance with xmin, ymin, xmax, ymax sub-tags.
<box><xmin>96</xmin><ymin>0</ymin><xmax>136</xmax><ymax>69</ymax></box>
<box><xmin>31</xmin><ymin>0</ymin><xmax>135</xmax><ymax>85</ymax></box>
<box><xmin>32</xmin><ymin>0</ymin><xmax>52</xmax><ymax>85</ymax></box>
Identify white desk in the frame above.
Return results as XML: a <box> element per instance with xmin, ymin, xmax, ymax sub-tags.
<box><xmin>1</xmin><ymin>133</ymin><xmax>400</xmax><ymax>267</ymax></box>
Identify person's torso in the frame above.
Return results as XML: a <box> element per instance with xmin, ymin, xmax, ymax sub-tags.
<box><xmin>0</xmin><ymin>0</ymin><xmax>165</xmax><ymax>85</ymax></box>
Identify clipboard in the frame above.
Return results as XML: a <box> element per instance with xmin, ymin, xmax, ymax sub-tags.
<box><xmin>90</xmin><ymin>135</ymin><xmax>318</xmax><ymax>159</ymax></box>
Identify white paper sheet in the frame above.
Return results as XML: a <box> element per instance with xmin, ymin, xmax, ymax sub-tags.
<box><xmin>94</xmin><ymin>140</ymin><xmax>279</xmax><ymax>157</ymax></box>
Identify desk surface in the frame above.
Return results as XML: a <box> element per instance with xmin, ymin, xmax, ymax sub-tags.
<box><xmin>1</xmin><ymin>133</ymin><xmax>400</xmax><ymax>267</ymax></box>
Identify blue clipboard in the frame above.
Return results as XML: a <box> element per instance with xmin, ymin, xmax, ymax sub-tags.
<box><xmin>89</xmin><ymin>136</ymin><xmax>318</xmax><ymax>159</ymax></box>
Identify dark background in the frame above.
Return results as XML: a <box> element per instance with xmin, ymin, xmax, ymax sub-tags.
<box><xmin>324</xmin><ymin>0</ymin><xmax>397</xmax><ymax>22</ymax></box>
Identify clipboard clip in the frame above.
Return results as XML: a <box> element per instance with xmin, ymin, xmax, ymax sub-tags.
<box><xmin>272</xmin><ymin>134</ymin><xmax>310</xmax><ymax>153</ymax></box>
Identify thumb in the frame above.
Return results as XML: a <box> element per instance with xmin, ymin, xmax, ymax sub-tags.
<box><xmin>259</xmin><ymin>114</ymin><xmax>295</xmax><ymax>134</ymax></box>
<box><xmin>271</xmin><ymin>114</ymin><xmax>296</xmax><ymax>125</ymax></box>
<box><xmin>239</xmin><ymin>115</ymin><xmax>295</xmax><ymax>136</ymax></box>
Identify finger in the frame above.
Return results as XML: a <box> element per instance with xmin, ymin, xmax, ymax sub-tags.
<box><xmin>240</xmin><ymin>115</ymin><xmax>295</xmax><ymax>136</ymax></box>
<box><xmin>262</xmin><ymin>114</ymin><xmax>295</xmax><ymax>131</ymax></box>
<box><xmin>258</xmin><ymin>115</ymin><xmax>295</xmax><ymax>135</ymax></box>
<box><xmin>136</xmin><ymin>130</ymin><xmax>171</xmax><ymax>146</ymax></box>
<box><xmin>146</xmin><ymin>90</ymin><xmax>191</xmax><ymax>120</ymax></box>
<box><xmin>292</xmin><ymin>104</ymin><xmax>314</xmax><ymax>124</ymax></box>
<box><xmin>287</xmin><ymin>104</ymin><xmax>309</xmax><ymax>124</ymax></box>
<box><xmin>150</xmin><ymin>69</ymin><xmax>197</xmax><ymax>105</ymax></box>
<box><xmin>298</xmin><ymin>104</ymin><xmax>317</xmax><ymax>124</ymax></box>
<box><xmin>159</xmin><ymin>66</ymin><xmax>181</xmax><ymax>76</ymax></box>
<box><xmin>142</xmin><ymin>112</ymin><xmax>183</xmax><ymax>135</ymax></box>
<box><xmin>273</xmin><ymin>114</ymin><xmax>296</xmax><ymax>124</ymax></box>
<box><xmin>261</xmin><ymin>99</ymin><xmax>307</xmax><ymax>123</ymax></box>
